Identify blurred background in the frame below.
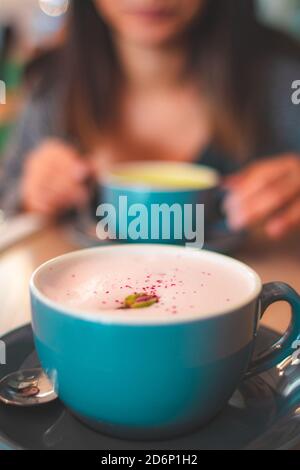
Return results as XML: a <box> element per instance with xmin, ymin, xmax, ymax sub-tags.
<box><xmin>0</xmin><ymin>0</ymin><xmax>66</xmax><ymax>153</ymax></box>
<box><xmin>0</xmin><ymin>0</ymin><xmax>299</xmax><ymax>348</ymax></box>
<box><xmin>0</xmin><ymin>0</ymin><xmax>300</xmax><ymax>156</ymax></box>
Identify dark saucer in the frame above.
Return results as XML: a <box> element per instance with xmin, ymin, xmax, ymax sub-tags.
<box><xmin>1</xmin><ymin>324</ymin><xmax>300</xmax><ymax>450</ymax></box>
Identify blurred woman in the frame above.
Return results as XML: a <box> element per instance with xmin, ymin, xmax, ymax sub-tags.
<box><xmin>1</xmin><ymin>0</ymin><xmax>300</xmax><ymax>239</ymax></box>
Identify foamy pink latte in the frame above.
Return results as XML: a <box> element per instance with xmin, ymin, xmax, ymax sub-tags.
<box><xmin>38</xmin><ymin>246</ymin><xmax>257</xmax><ymax>321</ymax></box>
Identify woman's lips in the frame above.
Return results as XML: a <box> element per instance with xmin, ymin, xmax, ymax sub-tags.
<box><xmin>125</xmin><ymin>8</ymin><xmax>176</xmax><ymax>21</ymax></box>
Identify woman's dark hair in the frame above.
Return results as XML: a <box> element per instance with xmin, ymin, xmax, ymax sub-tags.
<box><xmin>26</xmin><ymin>0</ymin><xmax>300</xmax><ymax>158</ymax></box>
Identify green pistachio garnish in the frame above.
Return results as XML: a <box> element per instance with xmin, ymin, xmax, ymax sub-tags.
<box><xmin>123</xmin><ymin>293</ymin><xmax>159</xmax><ymax>309</ymax></box>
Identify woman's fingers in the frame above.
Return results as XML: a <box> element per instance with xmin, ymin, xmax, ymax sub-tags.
<box><xmin>223</xmin><ymin>155</ymin><xmax>300</xmax><ymax>231</ymax></box>
<box><xmin>21</xmin><ymin>139</ymin><xmax>92</xmax><ymax>215</ymax></box>
<box><xmin>24</xmin><ymin>180</ymin><xmax>90</xmax><ymax>214</ymax></box>
<box><xmin>225</xmin><ymin>155</ymin><xmax>299</xmax><ymax>201</ymax></box>
<box><xmin>265</xmin><ymin>197</ymin><xmax>300</xmax><ymax>239</ymax></box>
<box><xmin>224</xmin><ymin>170</ymin><xmax>300</xmax><ymax>230</ymax></box>
<box><xmin>27</xmin><ymin>144</ymin><xmax>90</xmax><ymax>182</ymax></box>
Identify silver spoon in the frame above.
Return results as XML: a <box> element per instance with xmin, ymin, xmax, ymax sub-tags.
<box><xmin>0</xmin><ymin>368</ymin><xmax>57</xmax><ymax>406</ymax></box>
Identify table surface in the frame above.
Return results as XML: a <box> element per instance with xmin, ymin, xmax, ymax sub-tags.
<box><xmin>0</xmin><ymin>225</ymin><xmax>299</xmax><ymax>337</ymax></box>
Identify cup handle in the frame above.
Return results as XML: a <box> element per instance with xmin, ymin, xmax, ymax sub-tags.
<box><xmin>246</xmin><ymin>282</ymin><xmax>300</xmax><ymax>377</ymax></box>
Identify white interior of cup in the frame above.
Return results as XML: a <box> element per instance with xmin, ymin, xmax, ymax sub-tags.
<box><xmin>30</xmin><ymin>245</ymin><xmax>262</xmax><ymax>325</ymax></box>
<box><xmin>100</xmin><ymin>161</ymin><xmax>220</xmax><ymax>192</ymax></box>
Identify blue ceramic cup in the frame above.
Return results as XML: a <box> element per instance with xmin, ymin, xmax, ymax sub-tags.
<box><xmin>30</xmin><ymin>245</ymin><xmax>300</xmax><ymax>440</ymax></box>
<box><xmin>98</xmin><ymin>161</ymin><xmax>220</xmax><ymax>245</ymax></box>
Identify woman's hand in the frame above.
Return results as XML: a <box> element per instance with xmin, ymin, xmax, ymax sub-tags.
<box><xmin>223</xmin><ymin>154</ymin><xmax>300</xmax><ymax>239</ymax></box>
<box><xmin>21</xmin><ymin>139</ymin><xmax>91</xmax><ymax>215</ymax></box>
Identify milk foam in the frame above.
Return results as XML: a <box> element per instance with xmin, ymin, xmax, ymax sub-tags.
<box><xmin>36</xmin><ymin>246</ymin><xmax>259</xmax><ymax>320</ymax></box>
